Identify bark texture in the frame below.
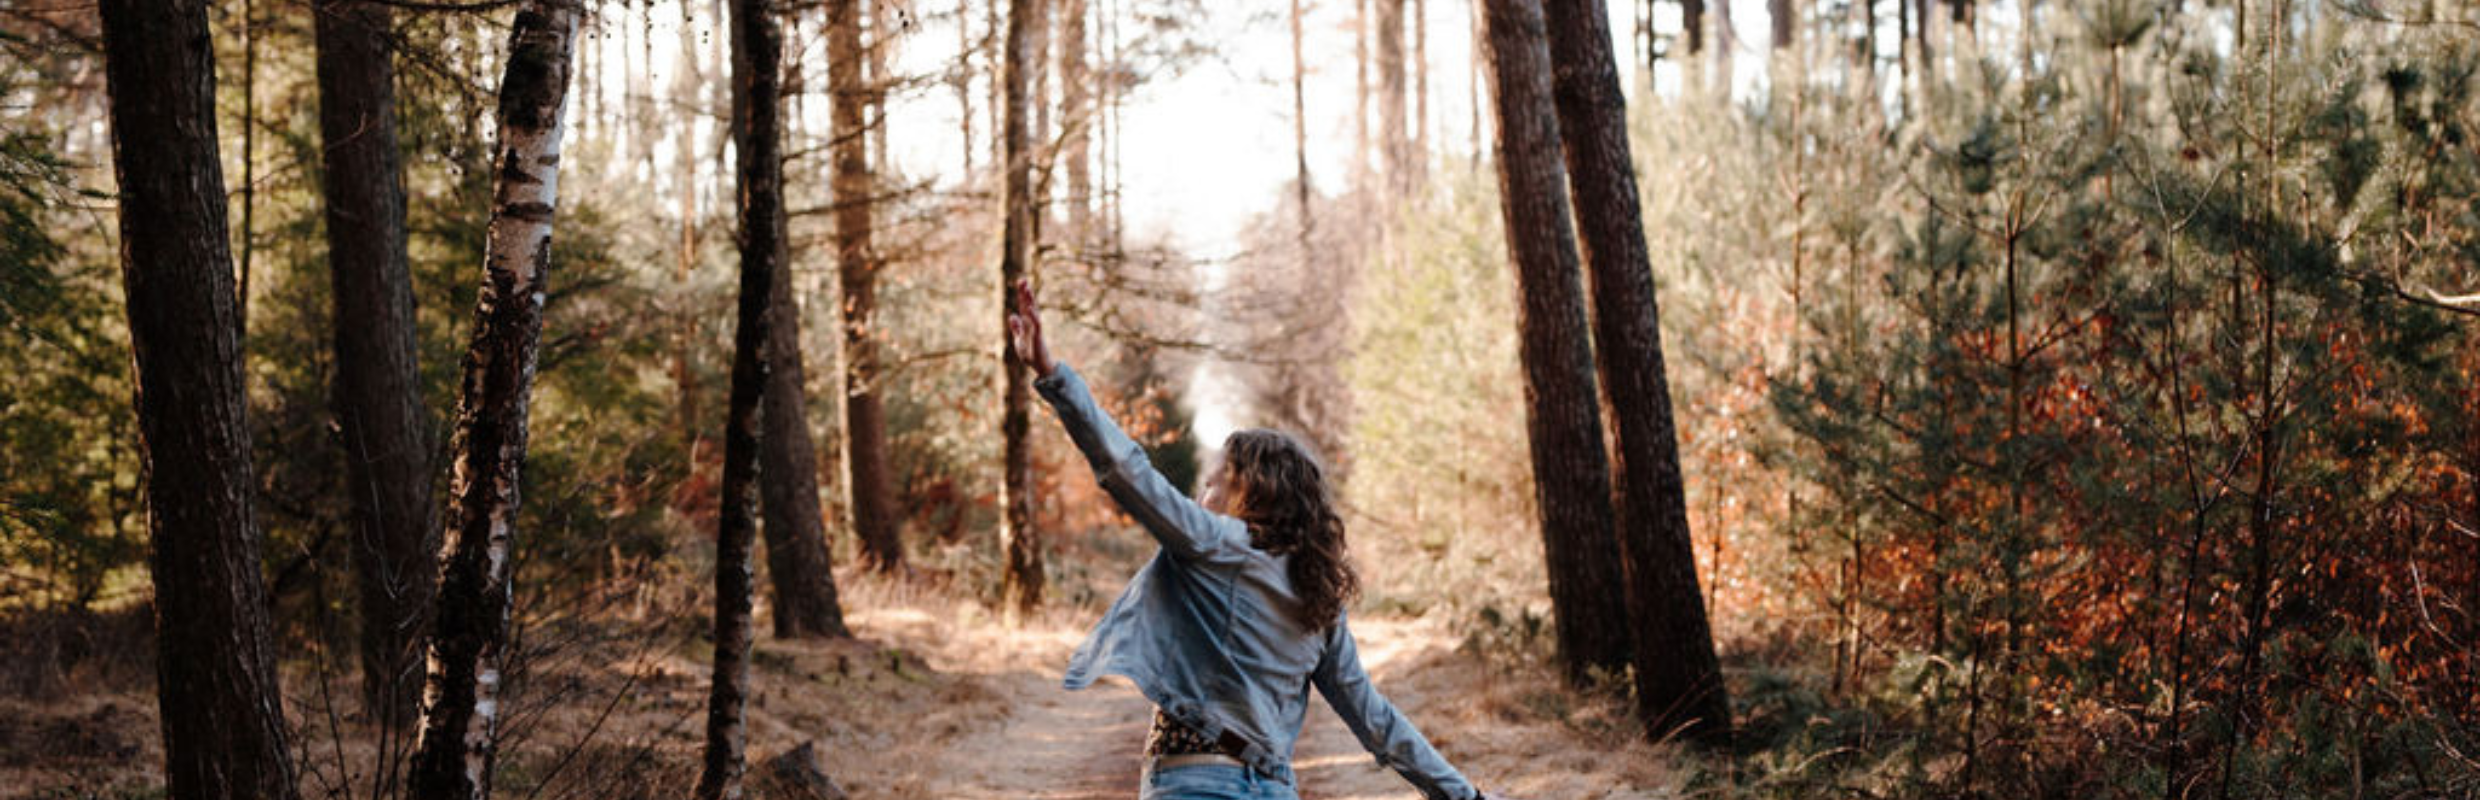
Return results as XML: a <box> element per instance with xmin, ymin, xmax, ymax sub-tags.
<box><xmin>1475</xmin><ymin>0</ymin><xmax>1636</xmax><ymax>681</ymax></box>
<box><xmin>313</xmin><ymin>0</ymin><xmax>441</xmax><ymax>731</ymax></box>
<box><xmin>406</xmin><ymin>5</ymin><xmax>579</xmax><ymax>798</ymax></box>
<box><xmin>828</xmin><ymin>0</ymin><xmax>905</xmax><ymax>572</ymax></box>
<box><xmin>757</xmin><ymin>0</ymin><xmax>851</xmax><ymax>639</ymax></box>
<box><xmin>759</xmin><ymin>248</ymin><xmax>848</xmax><ymax>639</ymax></box>
<box><xmin>1541</xmin><ymin>0</ymin><xmax>1735</xmax><ymax>743</ymax></box>
<box><xmin>97</xmin><ymin>1</ymin><xmax>301</xmax><ymax>797</ymax></box>
<box><xmin>698</xmin><ymin>1</ymin><xmax>780</xmax><ymax>792</ymax></box>
<box><xmin>998</xmin><ymin>0</ymin><xmax>1045</xmax><ymax>613</ymax></box>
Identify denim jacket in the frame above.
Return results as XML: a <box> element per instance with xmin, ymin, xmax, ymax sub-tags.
<box><xmin>1035</xmin><ymin>363</ymin><xmax>1478</xmax><ymax>800</ymax></box>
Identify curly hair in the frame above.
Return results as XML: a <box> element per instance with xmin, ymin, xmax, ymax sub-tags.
<box><xmin>1219</xmin><ymin>428</ymin><xmax>1359</xmax><ymax>632</ymax></box>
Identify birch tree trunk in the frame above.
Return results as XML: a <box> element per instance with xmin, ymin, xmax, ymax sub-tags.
<box><xmin>98</xmin><ymin>0</ymin><xmax>300</xmax><ymax>796</ymax></box>
<box><xmin>405</xmin><ymin>5</ymin><xmax>579</xmax><ymax>797</ymax></box>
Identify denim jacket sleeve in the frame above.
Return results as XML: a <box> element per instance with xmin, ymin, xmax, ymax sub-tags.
<box><xmin>1033</xmin><ymin>362</ymin><xmax>1241</xmax><ymax>561</ymax></box>
<box><xmin>1312</xmin><ymin>616</ymin><xmax>1478</xmax><ymax>800</ymax></box>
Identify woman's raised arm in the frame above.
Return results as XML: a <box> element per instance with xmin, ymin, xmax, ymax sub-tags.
<box><xmin>1010</xmin><ymin>282</ymin><xmax>1241</xmax><ymax>562</ymax></box>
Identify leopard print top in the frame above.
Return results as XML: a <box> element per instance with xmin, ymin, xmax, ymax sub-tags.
<box><xmin>1143</xmin><ymin>708</ymin><xmax>1222</xmax><ymax>756</ymax></box>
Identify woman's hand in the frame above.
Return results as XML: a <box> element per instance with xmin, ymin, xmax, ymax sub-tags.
<box><xmin>1005</xmin><ymin>280</ymin><xmax>1055</xmax><ymax>378</ymax></box>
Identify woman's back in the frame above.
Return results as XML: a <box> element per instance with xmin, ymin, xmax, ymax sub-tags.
<box><xmin>1034</xmin><ymin>362</ymin><xmax>1478</xmax><ymax>800</ymax></box>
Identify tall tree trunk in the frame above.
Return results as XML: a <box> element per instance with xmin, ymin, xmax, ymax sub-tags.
<box><xmin>759</xmin><ymin>0</ymin><xmax>851</xmax><ymax>638</ymax></box>
<box><xmin>313</xmin><ymin>0</ymin><xmax>440</xmax><ymax>735</ymax></box>
<box><xmin>1682</xmin><ymin>0</ymin><xmax>1706</xmax><ymax>55</ymax></box>
<box><xmin>636</xmin><ymin>2</ymin><xmax>656</xmax><ymax>173</ymax></box>
<box><xmin>1061</xmin><ymin>0</ymin><xmax>1091</xmax><ymax>243</ymax></box>
<box><xmin>999</xmin><ymin>0</ymin><xmax>1045</xmax><ymax>613</ymax></box>
<box><xmin>1771</xmin><ymin>0</ymin><xmax>1792</xmax><ymax>49</ymax></box>
<box><xmin>405</xmin><ymin>5</ymin><xmax>579</xmax><ymax>798</ymax></box>
<box><xmin>831</xmin><ymin>0</ymin><xmax>906</xmax><ymax>572</ymax></box>
<box><xmin>676</xmin><ymin>0</ymin><xmax>709</xmax><ymax>475</ymax></box>
<box><xmin>760</xmin><ymin>239</ymin><xmax>848</xmax><ymax>637</ymax></box>
<box><xmin>1711</xmin><ymin>0</ymin><xmax>1734</xmax><ymax>84</ymax></box>
<box><xmin>988</xmin><ymin>0</ymin><xmax>1005</xmax><ymax>171</ymax></box>
<box><xmin>957</xmin><ymin>0</ymin><xmax>977</xmax><ymax>174</ymax></box>
<box><xmin>1354</xmin><ymin>0</ymin><xmax>1371</xmax><ymax>185</ymax></box>
<box><xmin>238</xmin><ymin>0</ymin><xmax>256</xmax><ymax>337</ymax></box>
<box><xmin>1541</xmin><ymin>0</ymin><xmax>1735</xmax><ymax>743</ymax></box>
<box><xmin>1469</xmin><ymin>0</ymin><xmax>1483</xmax><ymax>164</ymax></box>
<box><xmin>1029</xmin><ymin>0</ymin><xmax>1052</xmax><ymax>175</ymax></box>
<box><xmin>98</xmin><ymin>1</ymin><xmax>300</xmax><ymax>797</ymax></box>
<box><xmin>698</xmin><ymin>0</ymin><xmax>783</xmax><ymax>793</ymax></box>
<box><xmin>1376</xmin><ymin>0</ymin><xmax>1412</xmax><ymax>198</ymax></box>
<box><xmin>868</xmin><ymin>0</ymin><xmax>891</xmax><ymax>174</ymax></box>
<box><xmin>1896</xmin><ymin>0</ymin><xmax>1909</xmax><ymax>95</ymax></box>
<box><xmin>1475</xmin><ymin>0</ymin><xmax>1635</xmax><ymax>683</ymax></box>
<box><xmin>1291</xmin><ymin>0</ymin><xmax>1313</xmax><ymax>248</ymax></box>
<box><xmin>1102</xmin><ymin>0</ymin><xmax>1124</xmax><ymax>246</ymax></box>
<box><xmin>1915</xmin><ymin>0</ymin><xmax>1932</xmax><ymax>70</ymax></box>
<box><xmin>1413</xmin><ymin>0</ymin><xmax>1428</xmax><ymax>157</ymax></box>
<box><xmin>578</xmin><ymin>11</ymin><xmax>598</xmax><ymax>133</ymax></box>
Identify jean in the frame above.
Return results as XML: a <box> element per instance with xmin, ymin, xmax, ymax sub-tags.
<box><xmin>1140</xmin><ymin>763</ymin><xmax>1301</xmax><ymax>800</ymax></box>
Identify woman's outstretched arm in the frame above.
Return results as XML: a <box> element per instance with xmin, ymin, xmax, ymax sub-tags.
<box><xmin>1311</xmin><ymin>614</ymin><xmax>1482</xmax><ymax>800</ymax></box>
<box><xmin>1010</xmin><ymin>282</ymin><xmax>1241</xmax><ymax>561</ymax></box>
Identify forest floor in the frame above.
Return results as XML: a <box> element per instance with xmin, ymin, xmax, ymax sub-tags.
<box><xmin>2</xmin><ymin>568</ymin><xmax>1680</xmax><ymax>800</ymax></box>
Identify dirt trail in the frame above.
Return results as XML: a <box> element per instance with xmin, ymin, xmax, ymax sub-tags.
<box><xmin>857</xmin><ymin>605</ymin><xmax>1452</xmax><ymax>800</ymax></box>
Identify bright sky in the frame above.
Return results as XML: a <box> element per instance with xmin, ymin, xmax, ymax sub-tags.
<box><xmin>579</xmin><ymin>0</ymin><xmax>1791</xmax><ymax>255</ymax></box>
<box><xmin>575</xmin><ymin>0</ymin><xmax>1835</xmax><ymax>447</ymax></box>
<box><xmin>858</xmin><ymin>0</ymin><xmax>1780</xmax><ymax>257</ymax></box>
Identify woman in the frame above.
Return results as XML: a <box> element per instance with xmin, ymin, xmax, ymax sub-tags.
<box><xmin>1009</xmin><ymin>282</ymin><xmax>1512</xmax><ymax>800</ymax></box>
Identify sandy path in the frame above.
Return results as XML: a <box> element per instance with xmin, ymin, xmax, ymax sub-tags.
<box><xmin>876</xmin><ymin>609</ymin><xmax>1445</xmax><ymax>800</ymax></box>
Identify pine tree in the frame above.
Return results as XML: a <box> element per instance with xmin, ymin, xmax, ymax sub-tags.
<box><xmin>1540</xmin><ymin>0</ymin><xmax>1734</xmax><ymax>743</ymax></box>
<box><xmin>98</xmin><ymin>0</ymin><xmax>300</xmax><ymax>795</ymax></box>
<box><xmin>998</xmin><ymin>0</ymin><xmax>1046</xmax><ymax>613</ymax></box>
<box><xmin>760</xmin><ymin>0</ymin><xmax>851</xmax><ymax>637</ymax></box>
<box><xmin>697</xmin><ymin>0</ymin><xmax>787</xmax><ymax>791</ymax></box>
<box><xmin>312</xmin><ymin>0</ymin><xmax>440</xmax><ymax>730</ymax></box>
<box><xmin>1475</xmin><ymin>0</ymin><xmax>1636</xmax><ymax>683</ymax></box>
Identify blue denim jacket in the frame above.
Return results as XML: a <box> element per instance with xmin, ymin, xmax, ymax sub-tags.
<box><xmin>1035</xmin><ymin>363</ymin><xmax>1478</xmax><ymax>800</ymax></box>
